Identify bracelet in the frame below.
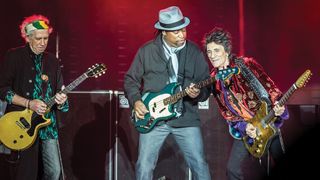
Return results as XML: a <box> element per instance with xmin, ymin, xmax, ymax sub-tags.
<box><xmin>27</xmin><ymin>100</ymin><xmax>30</xmax><ymax>109</ymax></box>
<box><xmin>25</xmin><ymin>99</ymin><xmax>28</xmax><ymax>108</ymax></box>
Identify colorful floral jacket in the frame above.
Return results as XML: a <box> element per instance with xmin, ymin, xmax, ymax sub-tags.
<box><xmin>211</xmin><ymin>57</ymin><xmax>289</xmax><ymax>139</ymax></box>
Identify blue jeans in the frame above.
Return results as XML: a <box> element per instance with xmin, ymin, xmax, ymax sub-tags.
<box><xmin>41</xmin><ymin>139</ymin><xmax>62</xmax><ymax>180</ymax></box>
<box><xmin>136</xmin><ymin>124</ymin><xmax>211</xmax><ymax>180</ymax></box>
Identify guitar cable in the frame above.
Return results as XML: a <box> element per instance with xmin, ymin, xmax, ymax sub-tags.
<box><xmin>5</xmin><ymin>150</ymin><xmax>20</xmax><ymax>164</ymax></box>
<box><xmin>278</xmin><ymin>128</ymin><xmax>286</xmax><ymax>153</ymax></box>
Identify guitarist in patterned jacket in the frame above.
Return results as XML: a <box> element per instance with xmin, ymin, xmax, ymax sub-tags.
<box><xmin>203</xmin><ymin>27</ymin><xmax>289</xmax><ymax>180</ymax></box>
<box><xmin>0</xmin><ymin>15</ymin><xmax>68</xmax><ymax>180</ymax></box>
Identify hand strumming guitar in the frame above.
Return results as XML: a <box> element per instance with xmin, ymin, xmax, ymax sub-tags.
<box><xmin>246</xmin><ymin>123</ymin><xmax>257</xmax><ymax>139</ymax></box>
<box><xmin>29</xmin><ymin>99</ymin><xmax>47</xmax><ymax>115</ymax></box>
<box><xmin>134</xmin><ymin>100</ymin><xmax>149</xmax><ymax>119</ymax></box>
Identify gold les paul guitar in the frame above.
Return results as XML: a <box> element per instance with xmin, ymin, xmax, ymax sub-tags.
<box><xmin>0</xmin><ymin>63</ymin><xmax>106</xmax><ymax>151</ymax></box>
<box><xmin>243</xmin><ymin>69</ymin><xmax>312</xmax><ymax>158</ymax></box>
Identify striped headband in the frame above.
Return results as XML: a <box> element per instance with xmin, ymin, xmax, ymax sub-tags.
<box><xmin>25</xmin><ymin>20</ymin><xmax>49</xmax><ymax>35</ymax></box>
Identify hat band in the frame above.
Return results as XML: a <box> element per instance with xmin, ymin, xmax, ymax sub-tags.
<box><xmin>160</xmin><ymin>18</ymin><xmax>185</xmax><ymax>29</ymax></box>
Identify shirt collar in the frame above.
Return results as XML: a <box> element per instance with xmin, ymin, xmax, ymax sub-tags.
<box><xmin>26</xmin><ymin>44</ymin><xmax>43</xmax><ymax>60</ymax></box>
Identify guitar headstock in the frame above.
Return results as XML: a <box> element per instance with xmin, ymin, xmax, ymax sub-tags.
<box><xmin>295</xmin><ymin>69</ymin><xmax>312</xmax><ymax>88</ymax></box>
<box><xmin>86</xmin><ymin>63</ymin><xmax>107</xmax><ymax>78</ymax></box>
<box><xmin>215</xmin><ymin>66</ymin><xmax>241</xmax><ymax>81</ymax></box>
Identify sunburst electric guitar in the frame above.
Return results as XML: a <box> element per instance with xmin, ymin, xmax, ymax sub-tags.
<box><xmin>0</xmin><ymin>63</ymin><xmax>106</xmax><ymax>151</ymax></box>
<box><xmin>243</xmin><ymin>69</ymin><xmax>312</xmax><ymax>158</ymax></box>
<box><xmin>133</xmin><ymin>67</ymin><xmax>240</xmax><ymax>133</ymax></box>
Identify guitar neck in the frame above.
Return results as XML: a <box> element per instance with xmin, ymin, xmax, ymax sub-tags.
<box><xmin>265</xmin><ymin>84</ymin><xmax>297</xmax><ymax>123</ymax></box>
<box><xmin>45</xmin><ymin>73</ymin><xmax>88</xmax><ymax>109</ymax></box>
<box><xmin>164</xmin><ymin>76</ymin><xmax>215</xmax><ymax>105</ymax></box>
<box><xmin>278</xmin><ymin>84</ymin><xmax>297</xmax><ymax>106</ymax></box>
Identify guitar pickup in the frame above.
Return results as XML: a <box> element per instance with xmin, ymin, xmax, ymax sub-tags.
<box><xmin>152</xmin><ymin>103</ymin><xmax>157</xmax><ymax>112</ymax></box>
<box><xmin>19</xmin><ymin>117</ymin><xmax>30</xmax><ymax>129</ymax></box>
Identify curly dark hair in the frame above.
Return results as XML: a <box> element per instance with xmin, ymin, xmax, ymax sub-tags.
<box><xmin>203</xmin><ymin>27</ymin><xmax>232</xmax><ymax>54</ymax></box>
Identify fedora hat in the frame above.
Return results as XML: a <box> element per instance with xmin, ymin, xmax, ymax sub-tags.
<box><xmin>154</xmin><ymin>6</ymin><xmax>190</xmax><ymax>31</ymax></box>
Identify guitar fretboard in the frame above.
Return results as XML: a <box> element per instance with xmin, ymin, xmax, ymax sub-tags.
<box><xmin>45</xmin><ymin>73</ymin><xmax>88</xmax><ymax>109</ymax></box>
<box><xmin>264</xmin><ymin>84</ymin><xmax>297</xmax><ymax>124</ymax></box>
<box><xmin>278</xmin><ymin>85</ymin><xmax>297</xmax><ymax>106</ymax></box>
<box><xmin>163</xmin><ymin>76</ymin><xmax>215</xmax><ymax>105</ymax></box>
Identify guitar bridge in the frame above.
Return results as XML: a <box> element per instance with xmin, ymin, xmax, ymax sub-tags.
<box><xmin>139</xmin><ymin>125</ymin><xmax>150</xmax><ymax>129</ymax></box>
<box><xmin>159</xmin><ymin>108</ymin><xmax>166</xmax><ymax>113</ymax></box>
<box><xmin>147</xmin><ymin>117</ymin><xmax>155</xmax><ymax>126</ymax></box>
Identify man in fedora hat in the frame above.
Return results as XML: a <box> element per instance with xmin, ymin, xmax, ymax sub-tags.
<box><xmin>124</xmin><ymin>6</ymin><xmax>211</xmax><ymax>180</ymax></box>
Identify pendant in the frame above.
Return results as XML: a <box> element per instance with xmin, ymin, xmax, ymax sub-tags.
<box><xmin>41</xmin><ymin>74</ymin><xmax>49</xmax><ymax>82</ymax></box>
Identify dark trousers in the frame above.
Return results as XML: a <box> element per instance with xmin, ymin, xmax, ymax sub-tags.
<box><xmin>226</xmin><ymin>135</ymin><xmax>283</xmax><ymax>180</ymax></box>
<box><xmin>1</xmin><ymin>139</ymin><xmax>40</xmax><ymax>180</ymax></box>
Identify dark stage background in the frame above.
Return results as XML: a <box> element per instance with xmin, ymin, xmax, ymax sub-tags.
<box><xmin>0</xmin><ymin>0</ymin><xmax>320</xmax><ymax>180</ymax></box>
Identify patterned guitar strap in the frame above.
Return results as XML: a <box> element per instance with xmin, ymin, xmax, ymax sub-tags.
<box><xmin>234</xmin><ymin>58</ymin><xmax>271</xmax><ymax>107</ymax></box>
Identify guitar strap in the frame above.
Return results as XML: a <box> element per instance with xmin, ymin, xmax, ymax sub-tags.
<box><xmin>175</xmin><ymin>42</ymin><xmax>188</xmax><ymax>115</ymax></box>
<box><xmin>41</xmin><ymin>54</ymin><xmax>51</xmax><ymax>102</ymax></box>
<box><xmin>177</xmin><ymin>42</ymin><xmax>187</xmax><ymax>82</ymax></box>
<box><xmin>234</xmin><ymin>58</ymin><xmax>272</xmax><ymax>108</ymax></box>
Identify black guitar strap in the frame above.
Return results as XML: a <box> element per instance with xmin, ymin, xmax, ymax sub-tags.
<box><xmin>175</xmin><ymin>42</ymin><xmax>188</xmax><ymax>115</ymax></box>
<box><xmin>177</xmin><ymin>43</ymin><xmax>187</xmax><ymax>86</ymax></box>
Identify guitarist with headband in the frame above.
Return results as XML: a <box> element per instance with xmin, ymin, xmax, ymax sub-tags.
<box><xmin>124</xmin><ymin>6</ymin><xmax>211</xmax><ymax>180</ymax></box>
<box><xmin>0</xmin><ymin>14</ymin><xmax>68</xmax><ymax>180</ymax></box>
<box><xmin>203</xmin><ymin>27</ymin><xmax>289</xmax><ymax>179</ymax></box>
